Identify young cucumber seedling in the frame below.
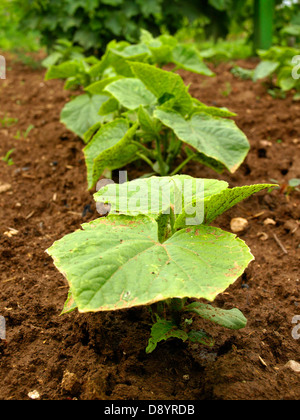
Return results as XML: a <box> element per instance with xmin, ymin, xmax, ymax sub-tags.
<box><xmin>47</xmin><ymin>175</ymin><xmax>276</xmax><ymax>353</ymax></box>
<box><xmin>83</xmin><ymin>62</ymin><xmax>250</xmax><ymax>189</ymax></box>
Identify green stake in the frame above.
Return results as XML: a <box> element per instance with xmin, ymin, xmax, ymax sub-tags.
<box><xmin>254</xmin><ymin>0</ymin><xmax>275</xmax><ymax>52</ymax></box>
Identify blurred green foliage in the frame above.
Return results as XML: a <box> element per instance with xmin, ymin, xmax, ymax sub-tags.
<box><xmin>4</xmin><ymin>0</ymin><xmax>265</xmax><ymax>54</ymax></box>
<box><xmin>0</xmin><ymin>0</ymin><xmax>298</xmax><ymax>63</ymax></box>
<box><xmin>0</xmin><ymin>0</ymin><xmax>40</xmax><ymax>51</ymax></box>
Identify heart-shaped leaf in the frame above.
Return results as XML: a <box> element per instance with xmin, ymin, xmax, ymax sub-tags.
<box><xmin>171</xmin><ymin>44</ymin><xmax>214</xmax><ymax>76</ymax></box>
<box><xmin>154</xmin><ymin>109</ymin><xmax>250</xmax><ymax>173</ymax></box>
<box><xmin>104</xmin><ymin>78</ymin><xmax>157</xmax><ymax>110</ymax></box>
<box><xmin>94</xmin><ymin>175</ymin><xmax>274</xmax><ymax>227</ymax></box>
<box><xmin>60</xmin><ymin>94</ymin><xmax>109</xmax><ymax>138</ymax></box>
<box><xmin>130</xmin><ymin>62</ymin><xmax>194</xmax><ymax>116</ymax></box>
<box><xmin>84</xmin><ymin>119</ymin><xmax>139</xmax><ymax>189</ymax></box>
<box><xmin>47</xmin><ymin>215</ymin><xmax>254</xmax><ymax>313</ymax></box>
<box><xmin>94</xmin><ymin>175</ymin><xmax>229</xmax><ymax>220</ymax></box>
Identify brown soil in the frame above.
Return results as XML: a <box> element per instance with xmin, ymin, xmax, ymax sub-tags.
<box><xmin>0</xmin><ymin>54</ymin><xmax>299</xmax><ymax>400</ymax></box>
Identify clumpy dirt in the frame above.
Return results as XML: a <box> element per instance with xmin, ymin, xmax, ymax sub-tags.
<box><xmin>0</xmin><ymin>54</ymin><xmax>299</xmax><ymax>400</ymax></box>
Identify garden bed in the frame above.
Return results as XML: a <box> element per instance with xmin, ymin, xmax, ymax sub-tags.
<box><xmin>0</xmin><ymin>54</ymin><xmax>299</xmax><ymax>400</ymax></box>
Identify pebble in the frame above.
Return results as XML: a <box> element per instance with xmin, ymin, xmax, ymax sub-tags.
<box><xmin>259</xmin><ymin>140</ymin><xmax>272</xmax><ymax>148</ymax></box>
<box><xmin>263</xmin><ymin>218</ymin><xmax>276</xmax><ymax>226</ymax></box>
<box><xmin>257</xmin><ymin>231</ymin><xmax>269</xmax><ymax>241</ymax></box>
<box><xmin>28</xmin><ymin>390</ymin><xmax>40</xmax><ymax>400</ymax></box>
<box><xmin>61</xmin><ymin>370</ymin><xmax>80</xmax><ymax>394</ymax></box>
<box><xmin>285</xmin><ymin>360</ymin><xmax>300</xmax><ymax>373</ymax></box>
<box><xmin>0</xmin><ymin>183</ymin><xmax>11</xmax><ymax>194</ymax></box>
<box><xmin>230</xmin><ymin>217</ymin><xmax>248</xmax><ymax>233</ymax></box>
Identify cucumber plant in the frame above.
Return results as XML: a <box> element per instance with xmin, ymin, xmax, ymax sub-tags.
<box><xmin>44</xmin><ymin>34</ymin><xmax>250</xmax><ymax>184</ymax></box>
<box><xmin>231</xmin><ymin>46</ymin><xmax>300</xmax><ymax>100</ymax></box>
<box><xmin>44</xmin><ymin>30</ymin><xmax>213</xmax><ymax>138</ymax></box>
<box><xmin>83</xmin><ymin>62</ymin><xmax>250</xmax><ymax>189</ymax></box>
<box><xmin>47</xmin><ymin>175</ymin><xmax>275</xmax><ymax>353</ymax></box>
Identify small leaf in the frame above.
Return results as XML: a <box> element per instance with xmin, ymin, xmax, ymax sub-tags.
<box><xmin>104</xmin><ymin>78</ymin><xmax>157</xmax><ymax>110</ymax></box>
<box><xmin>203</xmin><ymin>184</ymin><xmax>277</xmax><ymax>225</ymax></box>
<box><xmin>184</xmin><ymin>302</ymin><xmax>247</xmax><ymax>330</ymax></box>
<box><xmin>188</xmin><ymin>330</ymin><xmax>214</xmax><ymax>346</ymax></box>
<box><xmin>99</xmin><ymin>96</ymin><xmax>119</xmax><ymax>115</ymax></box>
<box><xmin>82</xmin><ymin>121</ymin><xmax>102</xmax><ymax>144</ymax></box>
<box><xmin>253</xmin><ymin>61</ymin><xmax>279</xmax><ymax>82</ymax></box>
<box><xmin>146</xmin><ymin>318</ymin><xmax>188</xmax><ymax>353</ymax></box>
<box><xmin>192</xmin><ymin>99</ymin><xmax>236</xmax><ymax>117</ymax></box>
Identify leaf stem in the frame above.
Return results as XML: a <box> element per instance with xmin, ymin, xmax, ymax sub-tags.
<box><xmin>168</xmin><ymin>298</ymin><xmax>186</xmax><ymax>326</ymax></box>
<box><xmin>132</xmin><ymin>140</ymin><xmax>155</xmax><ymax>158</ymax></box>
<box><xmin>170</xmin><ymin>153</ymin><xmax>197</xmax><ymax>176</ymax></box>
<box><xmin>136</xmin><ymin>152</ymin><xmax>155</xmax><ymax>171</ymax></box>
<box><xmin>155</xmin><ymin>138</ymin><xmax>166</xmax><ymax>176</ymax></box>
<box><xmin>169</xmin><ymin>208</ymin><xmax>176</xmax><ymax>235</ymax></box>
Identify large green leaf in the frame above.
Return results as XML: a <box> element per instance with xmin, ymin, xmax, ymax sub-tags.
<box><xmin>130</xmin><ymin>62</ymin><xmax>193</xmax><ymax>116</ymax></box>
<box><xmin>174</xmin><ymin>183</ymin><xmax>275</xmax><ymax>229</ymax></box>
<box><xmin>104</xmin><ymin>78</ymin><xmax>157</xmax><ymax>110</ymax></box>
<box><xmin>47</xmin><ymin>215</ymin><xmax>254</xmax><ymax>312</ymax></box>
<box><xmin>60</xmin><ymin>94</ymin><xmax>109</xmax><ymax>138</ymax></box>
<box><xmin>94</xmin><ymin>176</ymin><xmax>274</xmax><ymax>228</ymax></box>
<box><xmin>154</xmin><ymin>109</ymin><xmax>250</xmax><ymax>173</ymax></box>
<box><xmin>94</xmin><ymin>175</ymin><xmax>228</xmax><ymax>219</ymax></box>
<box><xmin>203</xmin><ymin>184</ymin><xmax>276</xmax><ymax>224</ymax></box>
<box><xmin>84</xmin><ymin>120</ymin><xmax>139</xmax><ymax>189</ymax></box>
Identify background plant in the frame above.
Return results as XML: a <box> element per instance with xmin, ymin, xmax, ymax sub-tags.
<box><xmin>231</xmin><ymin>46</ymin><xmax>300</xmax><ymax>100</ymax></box>
<box><xmin>41</xmin><ymin>39</ymin><xmax>85</xmax><ymax>68</ymax></box>
<box><xmin>0</xmin><ymin>0</ymin><xmax>40</xmax><ymax>52</ymax></box>
<box><xmin>14</xmin><ymin>0</ymin><xmax>297</xmax><ymax>55</ymax></box>
<box><xmin>10</xmin><ymin>0</ymin><xmax>245</xmax><ymax>54</ymax></box>
<box><xmin>83</xmin><ymin>62</ymin><xmax>250</xmax><ymax>189</ymax></box>
<box><xmin>44</xmin><ymin>30</ymin><xmax>214</xmax><ymax>90</ymax></box>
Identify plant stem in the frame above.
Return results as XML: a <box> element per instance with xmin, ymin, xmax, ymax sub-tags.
<box><xmin>169</xmin><ymin>208</ymin><xmax>175</xmax><ymax>235</ymax></box>
<box><xmin>166</xmin><ymin>135</ymin><xmax>182</xmax><ymax>167</ymax></box>
<box><xmin>169</xmin><ymin>298</ymin><xmax>186</xmax><ymax>326</ymax></box>
<box><xmin>136</xmin><ymin>152</ymin><xmax>155</xmax><ymax>171</ymax></box>
<box><xmin>170</xmin><ymin>153</ymin><xmax>197</xmax><ymax>176</ymax></box>
<box><xmin>155</xmin><ymin>138</ymin><xmax>166</xmax><ymax>176</ymax></box>
<box><xmin>132</xmin><ymin>140</ymin><xmax>155</xmax><ymax>159</ymax></box>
